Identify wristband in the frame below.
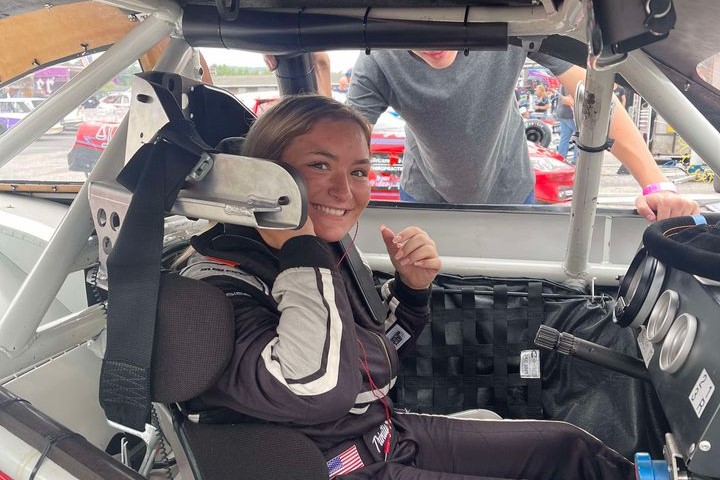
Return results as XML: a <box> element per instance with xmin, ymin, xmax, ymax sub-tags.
<box><xmin>642</xmin><ymin>182</ymin><xmax>678</xmax><ymax>196</ymax></box>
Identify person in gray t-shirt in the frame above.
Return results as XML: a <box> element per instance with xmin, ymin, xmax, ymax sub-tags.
<box><xmin>265</xmin><ymin>50</ymin><xmax>699</xmax><ymax>221</ymax></box>
<box><xmin>348</xmin><ymin>48</ymin><xmax>570</xmax><ymax>204</ymax></box>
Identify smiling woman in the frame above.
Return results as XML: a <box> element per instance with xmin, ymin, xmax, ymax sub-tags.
<box><xmin>238</xmin><ymin>95</ymin><xmax>372</xmax><ymax>244</ymax></box>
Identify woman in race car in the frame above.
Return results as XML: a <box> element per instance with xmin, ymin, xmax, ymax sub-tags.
<box><xmin>179</xmin><ymin>95</ymin><xmax>634</xmax><ymax>480</ymax></box>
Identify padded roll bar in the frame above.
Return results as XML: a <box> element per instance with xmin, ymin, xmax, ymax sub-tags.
<box><xmin>182</xmin><ymin>6</ymin><xmax>508</xmax><ymax>53</ymax></box>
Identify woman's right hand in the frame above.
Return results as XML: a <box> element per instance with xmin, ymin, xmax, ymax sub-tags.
<box><xmin>258</xmin><ymin>216</ymin><xmax>316</xmax><ymax>249</ymax></box>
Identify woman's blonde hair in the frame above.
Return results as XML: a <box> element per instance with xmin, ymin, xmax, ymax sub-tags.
<box><xmin>240</xmin><ymin>94</ymin><xmax>372</xmax><ymax>160</ymax></box>
<box><xmin>535</xmin><ymin>85</ymin><xmax>547</xmax><ymax>97</ymax></box>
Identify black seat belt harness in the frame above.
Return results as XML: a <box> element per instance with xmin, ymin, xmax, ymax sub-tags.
<box><xmin>100</xmin><ymin>118</ymin><xmax>212</xmax><ymax>432</ymax></box>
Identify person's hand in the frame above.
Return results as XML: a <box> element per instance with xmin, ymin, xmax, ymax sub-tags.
<box><xmin>263</xmin><ymin>54</ymin><xmax>278</xmax><ymax>72</ymax></box>
<box><xmin>380</xmin><ymin>225</ymin><xmax>441</xmax><ymax>290</ymax></box>
<box><xmin>258</xmin><ymin>216</ymin><xmax>315</xmax><ymax>249</ymax></box>
<box><xmin>635</xmin><ymin>192</ymin><xmax>700</xmax><ymax>222</ymax></box>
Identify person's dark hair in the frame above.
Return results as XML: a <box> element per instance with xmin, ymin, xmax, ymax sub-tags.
<box><xmin>240</xmin><ymin>94</ymin><xmax>371</xmax><ymax>161</ymax></box>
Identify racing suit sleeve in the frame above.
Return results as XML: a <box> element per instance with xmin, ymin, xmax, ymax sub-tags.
<box><xmin>345</xmin><ymin>53</ymin><xmax>392</xmax><ymax>125</ymax></box>
<box><xmin>202</xmin><ymin>235</ymin><xmax>363</xmax><ymax>425</ymax></box>
<box><xmin>380</xmin><ymin>275</ymin><xmax>431</xmax><ymax>355</ymax></box>
<box><xmin>356</xmin><ymin>249</ymin><xmax>431</xmax><ymax>355</ymax></box>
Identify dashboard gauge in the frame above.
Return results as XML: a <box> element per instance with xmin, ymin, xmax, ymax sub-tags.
<box><xmin>647</xmin><ymin>289</ymin><xmax>680</xmax><ymax>343</ymax></box>
<box><xmin>659</xmin><ymin>313</ymin><xmax>697</xmax><ymax>374</ymax></box>
<box><xmin>614</xmin><ymin>248</ymin><xmax>666</xmax><ymax>328</ymax></box>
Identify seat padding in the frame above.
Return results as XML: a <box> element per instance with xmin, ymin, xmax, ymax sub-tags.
<box><xmin>179</xmin><ymin>419</ymin><xmax>328</xmax><ymax>480</ymax></box>
<box><xmin>152</xmin><ymin>273</ymin><xmax>235</xmax><ymax>403</ymax></box>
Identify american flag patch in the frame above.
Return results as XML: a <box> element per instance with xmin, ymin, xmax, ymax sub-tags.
<box><xmin>327</xmin><ymin>444</ymin><xmax>365</xmax><ymax>478</ymax></box>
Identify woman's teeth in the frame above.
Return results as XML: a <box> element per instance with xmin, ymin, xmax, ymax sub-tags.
<box><xmin>314</xmin><ymin>204</ymin><xmax>346</xmax><ymax>216</ymax></box>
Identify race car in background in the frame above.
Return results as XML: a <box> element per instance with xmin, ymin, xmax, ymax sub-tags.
<box><xmin>369</xmin><ymin>111</ymin><xmax>574</xmax><ymax>204</ymax></box>
<box><xmin>67</xmin><ymin>121</ymin><xmax>120</xmax><ymax>173</ymax></box>
<box><xmin>68</xmin><ymin>90</ymin><xmax>574</xmax><ymax>202</ymax></box>
<box><xmin>66</xmin><ymin>91</ymin><xmax>130</xmax><ymax>172</ymax></box>
<box><xmin>0</xmin><ymin>98</ymin><xmax>64</xmax><ymax>135</ymax></box>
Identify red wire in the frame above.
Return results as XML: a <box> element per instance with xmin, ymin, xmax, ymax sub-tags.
<box><xmin>356</xmin><ymin>338</ymin><xmax>393</xmax><ymax>460</ymax></box>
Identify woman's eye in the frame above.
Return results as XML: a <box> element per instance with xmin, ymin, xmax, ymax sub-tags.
<box><xmin>309</xmin><ymin>162</ymin><xmax>329</xmax><ymax>170</ymax></box>
<box><xmin>352</xmin><ymin>169</ymin><xmax>369</xmax><ymax>178</ymax></box>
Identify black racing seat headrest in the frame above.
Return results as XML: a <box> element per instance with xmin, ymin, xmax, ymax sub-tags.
<box><xmin>216</xmin><ymin>136</ymin><xmax>245</xmax><ymax>155</ymax></box>
<box><xmin>152</xmin><ymin>272</ymin><xmax>235</xmax><ymax>403</ymax></box>
<box><xmin>643</xmin><ymin>214</ymin><xmax>720</xmax><ymax>282</ymax></box>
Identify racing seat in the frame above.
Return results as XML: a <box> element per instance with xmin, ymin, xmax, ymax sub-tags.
<box><xmin>88</xmin><ymin>72</ymin><xmax>327</xmax><ymax>479</ymax></box>
<box><xmin>149</xmin><ymin>272</ymin><xmax>328</xmax><ymax>480</ymax></box>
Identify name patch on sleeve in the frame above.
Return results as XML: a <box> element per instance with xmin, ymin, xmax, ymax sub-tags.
<box><xmin>386</xmin><ymin>324</ymin><xmax>411</xmax><ymax>350</ymax></box>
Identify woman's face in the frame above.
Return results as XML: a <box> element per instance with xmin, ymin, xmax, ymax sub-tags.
<box><xmin>280</xmin><ymin>118</ymin><xmax>371</xmax><ymax>242</ymax></box>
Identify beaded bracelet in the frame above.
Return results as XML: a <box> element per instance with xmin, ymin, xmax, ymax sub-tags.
<box><xmin>642</xmin><ymin>182</ymin><xmax>678</xmax><ymax>196</ymax></box>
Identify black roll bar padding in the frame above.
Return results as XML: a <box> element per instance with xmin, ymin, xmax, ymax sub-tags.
<box><xmin>275</xmin><ymin>53</ymin><xmax>319</xmax><ymax>95</ymax></box>
<box><xmin>182</xmin><ymin>5</ymin><xmax>508</xmax><ymax>54</ymax></box>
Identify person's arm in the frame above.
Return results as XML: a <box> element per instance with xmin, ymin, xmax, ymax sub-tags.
<box><xmin>310</xmin><ymin>52</ymin><xmax>332</xmax><ymax>97</ymax></box>
<box><xmin>614</xmin><ymin>87</ymin><xmax>627</xmax><ymax>108</ymax></box>
<box><xmin>559</xmin><ymin>92</ymin><xmax>574</xmax><ymax>108</ymax></box>
<box><xmin>557</xmin><ymin>65</ymin><xmax>699</xmax><ymax>221</ymax></box>
<box><xmin>379</xmin><ymin>275</ymin><xmax>431</xmax><ymax>355</ymax></box>
<box><xmin>345</xmin><ymin>54</ymin><xmax>393</xmax><ymax>125</ymax></box>
<box><xmin>618</xmin><ymin>93</ymin><xmax>627</xmax><ymax>108</ymax></box>
<box><xmin>378</xmin><ymin>225</ymin><xmax>440</xmax><ymax>354</ymax></box>
<box><xmin>199</xmin><ymin>236</ymin><xmax>363</xmax><ymax>425</ymax></box>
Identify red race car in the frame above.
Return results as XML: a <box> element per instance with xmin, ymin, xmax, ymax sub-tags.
<box><xmin>369</xmin><ymin>111</ymin><xmax>574</xmax><ymax>203</ymax></box>
<box><xmin>67</xmin><ymin>96</ymin><xmax>127</xmax><ymax>173</ymax></box>
<box><xmin>67</xmin><ymin>121</ymin><xmax>120</xmax><ymax>173</ymax></box>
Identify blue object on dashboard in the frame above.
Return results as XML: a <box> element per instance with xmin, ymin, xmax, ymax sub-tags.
<box><xmin>634</xmin><ymin>453</ymin><xmax>670</xmax><ymax>480</ymax></box>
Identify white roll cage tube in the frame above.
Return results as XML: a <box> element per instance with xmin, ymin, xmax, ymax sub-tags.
<box><xmin>0</xmin><ymin>8</ymin><xmax>186</xmax><ymax>357</ymax></box>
